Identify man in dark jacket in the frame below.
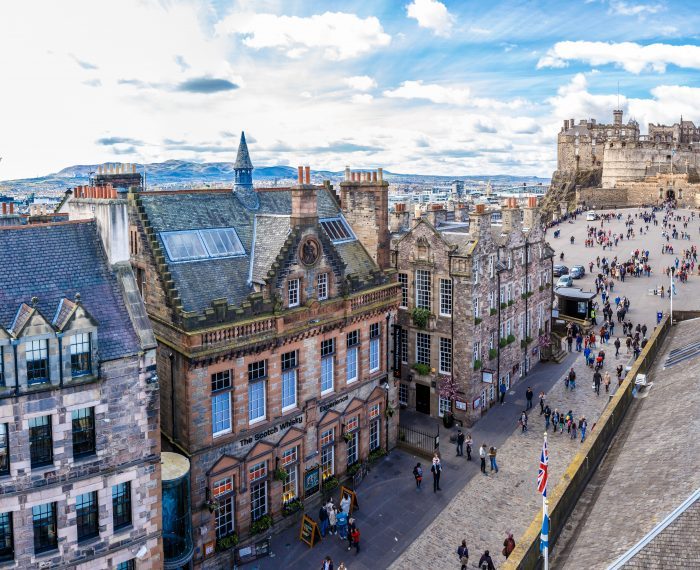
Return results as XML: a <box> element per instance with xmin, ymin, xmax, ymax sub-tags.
<box><xmin>479</xmin><ymin>550</ymin><xmax>495</xmax><ymax>570</ymax></box>
<box><xmin>525</xmin><ymin>387</ymin><xmax>533</xmax><ymax>410</ymax></box>
<box><xmin>456</xmin><ymin>430</ymin><xmax>465</xmax><ymax>456</ymax></box>
<box><xmin>319</xmin><ymin>504</ymin><xmax>329</xmax><ymax>537</ymax></box>
<box><xmin>593</xmin><ymin>370</ymin><xmax>602</xmax><ymax>396</ymax></box>
<box><xmin>431</xmin><ymin>456</ymin><xmax>442</xmax><ymax>492</ymax></box>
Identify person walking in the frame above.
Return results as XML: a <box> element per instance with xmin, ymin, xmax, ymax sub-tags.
<box><xmin>614</xmin><ymin>337</ymin><xmax>621</xmax><ymax>357</ymax></box>
<box><xmin>479</xmin><ymin>550</ymin><xmax>496</xmax><ymax>570</ymax></box>
<box><xmin>503</xmin><ymin>533</ymin><xmax>516</xmax><ymax>559</ymax></box>
<box><xmin>519</xmin><ymin>410</ymin><xmax>528</xmax><ymax>433</ymax></box>
<box><xmin>456</xmin><ymin>430</ymin><xmax>465</xmax><ymax>457</ymax></box>
<box><xmin>322</xmin><ymin>555</ymin><xmax>334</xmax><ymax>570</ymax></box>
<box><xmin>580</xmin><ymin>417</ymin><xmax>588</xmax><ymax>443</ymax></box>
<box><xmin>593</xmin><ymin>369</ymin><xmax>602</xmax><ymax>396</ymax></box>
<box><xmin>336</xmin><ymin>509</ymin><xmax>348</xmax><ymax>540</ymax></box>
<box><xmin>525</xmin><ymin>386</ymin><xmax>534</xmax><ymax>410</ymax></box>
<box><xmin>568</xmin><ymin>367</ymin><xmax>577</xmax><ymax>390</ymax></box>
<box><xmin>431</xmin><ymin>454</ymin><xmax>442</xmax><ymax>492</ymax></box>
<box><xmin>480</xmin><ymin>444</ymin><xmax>488</xmax><ymax>474</ymax></box>
<box><xmin>488</xmin><ymin>446</ymin><xmax>499</xmax><ymax>473</ymax></box>
<box><xmin>457</xmin><ymin>540</ymin><xmax>469</xmax><ymax>570</ymax></box>
<box><xmin>544</xmin><ymin>404</ymin><xmax>552</xmax><ymax>431</ymax></box>
<box><xmin>539</xmin><ymin>391</ymin><xmax>546</xmax><ymax>414</ymax></box>
<box><xmin>558</xmin><ymin>410</ymin><xmax>565</xmax><ymax>434</ymax></box>
<box><xmin>340</xmin><ymin>493</ymin><xmax>351</xmax><ymax>515</ymax></box>
<box><xmin>412</xmin><ymin>462</ymin><xmax>423</xmax><ymax>491</ymax></box>
<box><xmin>328</xmin><ymin>502</ymin><xmax>337</xmax><ymax>535</ymax></box>
<box><xmin>603</xmin><ymin>371</ymin><xmax>611</xmax><ymax>393</ymax></box>
<box><xmin>465</xmin><ymin>433</ymin><xmax>473</xmax><ymax>460</ymax></box>
<box><xmin>349</xmin><ymin>525</ymin><xmax>360</xmax><ymax>554</ymax></box>
<box><xmin>499</xmin><ymin>380</ymin><xmax>507</xmax><ymax>404</ymax></box>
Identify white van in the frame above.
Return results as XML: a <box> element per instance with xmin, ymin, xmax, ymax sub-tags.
<box><xmin>586</xmin><ymin>212</ymin><xmax>598</xmax><ymax>221</ymax></box>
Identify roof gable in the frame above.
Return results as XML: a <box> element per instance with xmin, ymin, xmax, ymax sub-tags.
<box><xmin>278</xmin><ymin>426</ymin><xmax>305</xmax><ymax>447</ymax></box>
<box><xmin>207</xmin><ymin>454</ymin><xmax>241</xmax><ymax>477</ymax></box>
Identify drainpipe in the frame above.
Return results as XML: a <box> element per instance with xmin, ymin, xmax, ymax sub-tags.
<box><xmin>496</xmin><ymin>269</ymin><xmax>501</xmax><ymax>392</ymax></box>
<box><xmin>385</xmin><ymin>312</ymin><xmax>391</xmax><ymax>452</ymax></box>
<box><xmin>524</xmin><ymin>238</ymin><xmax>530</xmax><ymax>377</ymax></box>
<box><xmin>169</xmin><ymin>352</ymin><xmax>176</xmax><ymax>443</ymax></box>
<box><xmin>11</xmin><ymin>341</ymin><xmax>19</xmax><ymax>397</ymax></box>
<box><xmin>57</xmin><ymin>333</ymin><xmax>64</xmax><ymax>388</ymax></box>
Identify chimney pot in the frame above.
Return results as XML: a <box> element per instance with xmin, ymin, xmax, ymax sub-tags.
<box><xmin>297</xmin><ymin>166</ymin><xmax>304</xmax><ymax>184</ymax></box>
<box><xmin>475</xmin><ymin>203</ymin><xmax>485</xmax><ymax>214</ymax></box>
<box><xmin>305</xmin><ymin>165</ymin><xmax>311</xmax><ymax>185</ymax></box>
<box><xmin>2</xmin><ymin>203</ymin><xmax>6</xmax><ymax>215</ymax></box>
<box><xmin>378</xmin><ymin>167</ymin><xmax>383</xmax><ymax>182</ymax></box>
<box><xmin>9</xmin><ymin>203</ymin><xmax>14</xmax><ymax>214</ymax></box>
<box><xmin>372</xmin><ymin>171</ymin><xmax>377</xmax><ymax>182</ymax></box>
<box><xmin>528</xmin><ymin>196</ymin><xmax>537</xmax><ymax>208</ymax></box>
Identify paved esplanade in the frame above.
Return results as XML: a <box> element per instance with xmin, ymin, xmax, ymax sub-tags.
<box><xmin>553</xmin><ymin>318</ymin><xmax>700</xmax><ymax>569</ymax></box>
<box><xmin>550</xmin><ymin>207</ymin><xmax>700</xmax><ymax>333</ymax></box>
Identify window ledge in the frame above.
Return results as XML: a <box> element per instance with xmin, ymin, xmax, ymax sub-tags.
<box><xmin>77</xmin><ymin>535</ymin><xmax>101</xmax><ymax>547</ymax></box>
<box><xmin>72</xmin><ymin>454</ymin><xmax>99</xmax><ymax>466</ymax></box>
<box><xmin>112</xmin><ymin>524</ymin><xmax>133</xmax><ymax>537</ymax></box>
<box><xmin>30</xmin><ymin>463</ymin><xmax>58</xmax><ymax>476</ymax></box>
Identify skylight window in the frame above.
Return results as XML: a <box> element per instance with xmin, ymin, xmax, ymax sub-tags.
<box><xmin>320</xmin><ymin>217</ymin><xmax>355</xmax><ymax>243</ymax></box>
<box><xmin>161</xmin><ymin>228</ymin><xmax>245</xmax><ymax>262</ymax></box>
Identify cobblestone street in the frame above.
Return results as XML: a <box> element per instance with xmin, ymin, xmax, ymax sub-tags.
<box><xmin>390</xmin><ymin>348</ymin><xmax>629</xmax><ymax>570</ymax></box>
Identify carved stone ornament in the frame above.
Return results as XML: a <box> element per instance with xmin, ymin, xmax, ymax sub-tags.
<box><xmin>299</xmin><ymin>236</ymin><xmax>321</xmax><ymax>266</ymax></box>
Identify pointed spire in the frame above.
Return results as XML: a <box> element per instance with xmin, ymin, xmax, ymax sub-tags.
<box><xmin>234</xmin><ymin>131</ymin><xmax>253</xmax><ymax>170</ymax></box>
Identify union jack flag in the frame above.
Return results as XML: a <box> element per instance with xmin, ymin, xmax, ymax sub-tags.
<box><xmin>537</xmin><ymin>436</ymin><xmax>549</xmax><ymax>496</ymax></box>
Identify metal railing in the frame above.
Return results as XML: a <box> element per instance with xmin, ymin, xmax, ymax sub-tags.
<box><xmin>397</xmin><ymin>424</ymin><xmax>439</xmax><ymax>458</ymax></box>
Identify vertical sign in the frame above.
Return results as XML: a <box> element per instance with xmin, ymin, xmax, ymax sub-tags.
<box><xmin>392</xmin><ymin>324</ymin><xmax>402</xmax><ymax>378</ymax></box>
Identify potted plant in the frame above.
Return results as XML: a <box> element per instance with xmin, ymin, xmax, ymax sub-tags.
<box><xmin>473</xmin><ymin>359</ymin><xmax>482</xmax><ymax>371</ymax></box>
<box><xmin>282</xmin><ymin>498</ymin><xmax>304</xmax><ymax>516</ymax></box>
<box><xmin>343</xmin><ymin>432</ymin><xmax>354</xmax><ymax>443</ymax></box>
<box><xmin>488</xmin><ymin>348</ymin><xmax>498</xmax><ymax>360</ymax></box>
<box><xmin>205</xmin><ymin>499</ymin><xmax>220</xmax><ymax>513</ymax></box>
<box><xmin>385</xmin><ymin>405</ymin><xmax>395</xmax><ymax>418</ymax></box>
<box><xmin>500</xmin><ymin>302</ymin><xmax>507</xmax><ymax>309</ymax></box>
<box><xmin>216</xmin><ymin>532</ymin><xmax>239</xmax><ymax>552</ymax></box>
<box><xmin>499</xmin><ymin>338</ymin><xmax>507</xmax><ymax>348</ymax></box>
<box><xmin>411</xmin><ymin>307</ymin><xmax>431</xmax><ymax>329</ymax></box>
<box><xmin>322</xmin><ymin>476</ymin><xmax>339</xmax><ymax>493</ymax></box>
<box><xmin>508</xmin><ymin>300</ymin><xmax>515</xmax><ymax>306</ymax></box>
<box><xmin>368</xmin><ymin>448</ymin><xmax>387</xmax><ymax>463</ymax></box>
<box><xmin>507</xmin><ymin>334</ymin><xmax>516</xmax><ymax>344</ymax></box>
<box><xmin>347</xmin><ymin>463</ymin><xmax>362</xmax><ymax>476</ymax></box>
<box><xmin>490</xmin><ymin>308</ymin><xmax>497</xmax><ymax>316</ymax></box>
<box><xmin>411</xmin><ymin>362</ymin><xmax>431</xmax><ymax>376</ymax></box>
<box><xmin>474</xmin><ymin>317</ymin><xmax>482</xmax><ymax>325</ymax></box>
<box><xmin>251</xmin><ymin>515</ymin><xmax>273</xmax><ymax>535</ymax></box>
<box><xmin>273</xmin><ymin>468</ymin><xmax>289</xmax><ymax>483</ymax></box>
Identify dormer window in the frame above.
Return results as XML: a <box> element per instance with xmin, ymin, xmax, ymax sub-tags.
<box><xmin>288</xmin><ymin>278</ymin><xmax>300</xmax><ymax>308</ymax></box>
<box><xmin>26</xmin><ymin>340</ymin><xmax>49</xmax><ymax>385</ymax></box>
<box><xmin>70</xmin><ymin>333</ymin><xmax>91</xmax><ymax>377</ymax></box>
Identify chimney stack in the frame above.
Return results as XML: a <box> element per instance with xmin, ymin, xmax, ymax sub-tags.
<box><xmin>291</xmin><ymin>165</ymin><xmax>317</xmax><ymax>226</ymax></box>
<box><xmin>305</xmin><ymin>166</ymin><xmax>310</xmax><ymax>185</ymax></box>
<box><xmin>470</xmin><ymin>203</ymin><xmax>491</xmax><ymax>236</ymax></box>
<box><xmin>297</xmin><ymin>166</ymin><xmax>304</xmax><ymax>184</ymax></box>
<box><xmin>1</xmin><ymin>203</ymin><xmax>6</xmax><ymax>215</ymax></box>
<box><xmin>522</xmin><ymin>196</ymin><xmax>539</xmax><ymax>230</ymax></box>
<box><xmin>9</xmin><ymin>203</ymin><xmax>14</xmax><ymax>214</ymax></box>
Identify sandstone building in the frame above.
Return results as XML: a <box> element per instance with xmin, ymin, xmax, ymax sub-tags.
<box><xmin>0</xmin><ymin>220</ymin><xmax>161</xmax><ymax>568</ymax></box>
<box><xmin>100</xmin><ymin>133</ymin><xmax>399</xmax><ymax>568</ymax></box>
<box><xmin>391</xmin><ymin>197</ymin><xmax>553</xmax><ymax>425</ymax></box>
<box><xmin>542</xmin><ymin>110</ymin><xmax>700</xmax><ymax>215</ymax></box>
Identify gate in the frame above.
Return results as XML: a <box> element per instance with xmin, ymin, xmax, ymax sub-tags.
<box><xmin>397</xmin><ymin>424</ymin><xmax>440</xmax><ymax>458</ymax></box>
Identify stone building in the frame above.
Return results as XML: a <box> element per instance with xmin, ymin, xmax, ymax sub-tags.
<box><xmin>0</xmin><ymin>220</ymin><xmax>161</xmax><ymax>568</ymax></box>
<box><xmin>121</xmin><ymin>134</ymin><xmax>399</xmax><ymax>568</ymax></box>
<box><xmin>391</xmin><ymin>198</ymin><xmax>553</xmax><ymax>425</ymax></box>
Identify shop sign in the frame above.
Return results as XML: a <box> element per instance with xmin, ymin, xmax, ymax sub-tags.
<box><xmin>238</xmin><ymin>415</ymin><xmax>303</xmax><ymax>447</ymax></box>
<box><xmin>319</xmin><ymin>394</ymin><xmax>349</xmax><ymax>413</ymax></box>
<box><xmin>473</xmin><ymin>397</ymin><xmax>481</xmax><ymax>410</ymax></box>
<box><xmin>304</xmin><ymin>466</ymin><xmax>320</xmax><ymax>496</ymax></box>
<box><xmin>455</xmin><ymin>399</ymin><xmax>467</xmax><ymax>411</ymax></box>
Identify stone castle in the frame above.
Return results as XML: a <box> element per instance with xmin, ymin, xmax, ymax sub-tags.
<box><xmin>541</xmin><ymin>110</ymin><xmax>700</xmax><ymax>215</ymax></box>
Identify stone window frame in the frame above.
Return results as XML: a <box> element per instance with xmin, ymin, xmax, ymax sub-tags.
<box><xmin>320</xmin><ymin>338</ymin><xmax>335</xmax><ymax>396</ymax></box>
<box><xmin>439</xmin><ymin>337</ymin><xmax>452</xmax><ymax>374</ymax></box>
<box><xmin>206</xmin><ymin>456</ymin><xmax>242</xmax><ymax>539</ymax></box>
<box><xmin>369</xmin><ymin>322</ymin><xmax>381</xmax><ymax>374</ymax></box>
<box><xmin>439</xmin><ymin>278</ymin><xmax>452</xmax><ymax>316</ymax></box>
<box><xmin>211</xmin><ymin>369</ymin><xmax>233</xmax><ymax>438</ymax></box>
<box><xmin>287</xmin><ymin>277</ymin><xmax>301</xmax><ymax>308</ymax></box>
<box><xmin>398</xmin><ymin>273</ymin><xmax>409</xmax><ymax>308</ymax></box>
<box><xmin>280</xmin><ymin>350</ymin><xmax>298</xmax><ymax>412</ymax></box>
<box><xmin>415</xmin><ymin>332</ymin><xmax>431</xmax><ymax>366</ymax></box>
<box><xmin>318</xmin><ymin>411</ymin><xmax>341</xmax><ymax>482</ymax></box>
<box><xmin>415</xmin><ymin>269</ymin><xmax>432</xmax><ymax>310</ymax></box>
<box><xmin>317</xmin><ymin>272</ymin><xmax>329</xmax><ymax>301</ymax></box>
<box><xmin>65</xmin><ymin>399</ymin><xmax>101</xmax><ymax>464</ymax></box>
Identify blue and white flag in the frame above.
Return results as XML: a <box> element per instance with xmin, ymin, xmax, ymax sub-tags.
<box><xmin>540</xmin><ymin>511</ymin><xmax>550</xmax><ymax>552</ymax></box>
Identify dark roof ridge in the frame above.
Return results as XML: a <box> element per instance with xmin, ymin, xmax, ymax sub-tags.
<box><xmin>0</xmin><ymin>219</ymin><xmax>94</xmax><ymax>232</ymax></box>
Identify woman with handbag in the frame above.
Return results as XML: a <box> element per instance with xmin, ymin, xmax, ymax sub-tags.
<box><xmin>457</xmin><ymin>539</ymin><xmax>469</xmax><ymax>570</ymax></box>
<box><xmin>412</xmin><ymin>462</ymin><xmax>423</xmax><ymax>490</ymax></box>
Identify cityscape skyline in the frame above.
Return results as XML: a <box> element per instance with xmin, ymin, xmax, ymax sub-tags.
<box><xmin>2</xmin><ymin>0</ymin><xmax>700</xmax><ymax>180</ymax></box>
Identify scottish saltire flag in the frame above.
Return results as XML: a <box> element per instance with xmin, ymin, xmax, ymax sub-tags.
<box><xmin>537</xmin><ymin>436</ymin><xmax>549</xmax><ymax>496</ymax></box>
<box><xmin>540</xmin><ymin>511</ymin><xmax>550</xmax><ymax>552</ymax></box>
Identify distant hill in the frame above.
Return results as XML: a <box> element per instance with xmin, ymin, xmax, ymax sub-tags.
<box><xmin>0</xmin><ymin>160</ymin><xmax>549</xmax><ymax>194</ymax></box>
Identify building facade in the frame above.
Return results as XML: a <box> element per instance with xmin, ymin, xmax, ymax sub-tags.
<box><xmin>122</xmin><ymin>135</ymin><xmax>399</xmax><ymax>568</ymax></box>
<box><xmin>392</xmin><ymin>198</ymin><xmax>553</xmax><ymax>425</ymax></box>
<box><xmin>0</xmin><ymin>221</ymin><xmax>161</xmax><ymax>569</ymax></box>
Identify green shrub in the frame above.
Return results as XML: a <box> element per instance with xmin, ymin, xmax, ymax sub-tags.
<box><xmin>490</xmin><ymin>308</ymin><xmax>497</xmax><ymax>316</ymax></box>
<box><xmin>489</xmin><ymin>348</ymin><xmax>498</xmax><ymax>360</ymax></box>
<box><xmin>473</xmin><ymin>359</ymin><xmax>482</xmax><ymax>371</ymax></box>
<box><xmin>411</xmin><ymin>362</ymin><xmax>431</xmax><ymax>376</ymax></box>
<box><xmin>322</xmin><ymin>476</ymin><xmax>339</xmax><ymax>492</ymax></box>
<box><xmin>369</xmin><ymin>448</ymin><xmax>387</xmax><ymax>462</ymax></box>
<box><xmin>474</xmin><ymin>317</ymin><xmax>482</xmax><ymax>325</ymax></box>
<box><xmin>499</xmin><ymin>338</ymin><xmax>507</xmax><ymax>348</ymax></box>
<box><xmin>411</xmin><ymin>307</ymin><xmax>431</xmax><ymax>329</ymax></box>
<box><xmin>251</xmin><ymin>515</ymin><xmax>273</xmax><ymax>535</ymax></box>
<box><xmin>508</xmin><ymin>300</ymin><xmax>515</xmax><ymax>306</ymax></box>
<box><xmin>347</xmin><ymin>463</ymin><xmax>361</xmax><ymax>476</ymax></box>
<box><xmin>500</xmin><ymin>302</ymin><xmax>507</xmax><ymax>309</ymax></box>
<box><xmin>216</xmin><ymin>532</ymin><xmax>239</xmax><ymax>551</ymax></box>
<box><xmin>282</xmin><ymin>499</ymin><xmax>303</xmax><ymax>517</ymax></box>
<box><xmin>507</xmin><ymin>334</ymin><xmax>516</xmax><ymax>344</ymax></box>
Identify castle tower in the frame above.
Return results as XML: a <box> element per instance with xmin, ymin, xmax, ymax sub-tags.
<box><xmin>233</xmin><ymin>131</ymin><xmax>259</xmax><ymax>210</ymax></box>
<box><xmin>613</xmin><ymin>110</ymin><xmax>623</xmax><ymax>126</ymax></box>
<box><xmin>340</xmin><ymin>168</ymin><xmax>390</xmax><ymax>270</ymax></box>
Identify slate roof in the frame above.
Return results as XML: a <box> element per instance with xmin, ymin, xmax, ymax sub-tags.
<box><xmin>0</xmin><ymin>221</ymin><xmax>141</xmax><ymax>361</ymax></box>
<box><xmin>234</xmin><ymin>132</ymin><xmax>253</xmax><ymax>170</ymax></box>
<box><xmin>138</xmin><ymin>186</ymin><xmax>375</xmax><ymax>314</ymax></box>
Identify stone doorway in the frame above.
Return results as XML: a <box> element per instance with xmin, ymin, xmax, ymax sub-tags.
<box><xmin>666</xmin><ymin>189</ymin><xmax>676</xmax><ymax>200</ymax></box>
<box><xmin>415</xmin><ymin>383</ymin><xmax>431</xmax><ymax>415</ymax></box>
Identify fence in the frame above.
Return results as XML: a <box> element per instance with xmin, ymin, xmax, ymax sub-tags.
<box><xmin>397</xmin><ymin>423</ymin><xmax>439</xmax><ymax>458</ymax></box>
<box><xmin>503</xmin><ymin>314</ymin><xmax>672</xmax><ymax>570</ymax></box>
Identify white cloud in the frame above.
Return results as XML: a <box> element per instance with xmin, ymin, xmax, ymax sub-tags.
<box><xmin>406</xmin><ymin>0</ymin><xmax>454</xmax><ymax>37</ymax></box>
<box><xmin>609</xmin><ymin>1</ymin><xmax>663</xmax><ymax>16</ymax></box>
<box><xmin>351</xmin><ymin>94</ymin><xmax>374</xmax><ymax>104</ymax></box>
<box><xmin>384</xmin><ymin>80</ymin><xmax>471</xmax><ymax>105</ymax></box>
<box><xmin>343</xmin><ymin>75</ymin><xmax>377</xmax><ymax>91</ymax></box>
<box><xmin>537</xmin><ymin>41</ymin><xmax>700</xmax><ymax>73</ymax></box>
<box><xmin>216</xmin><ymin>11</ymin><xmax>390</xmax><ymax>60</ymax></box>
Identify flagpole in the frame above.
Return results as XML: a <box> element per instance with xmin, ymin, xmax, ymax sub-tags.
<box><xmin>544</xmin><ymin>498</ymin><xmax>549</xmax><ymax>570</ymax></box>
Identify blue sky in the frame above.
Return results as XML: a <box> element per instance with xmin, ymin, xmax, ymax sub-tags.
<box><xmin>2</xmin><ymin>0</ymin><xmax>700</xmax><ymax>179</ymax></box>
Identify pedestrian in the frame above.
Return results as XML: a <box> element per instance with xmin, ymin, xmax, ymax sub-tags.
<box><xmin>525</xmin><ymin>386</ymin><xmax>533</xmax><ymax>410</ymax></box>
<box><xmin>580</xmin><ymin>417</ymin><xmax>588</xmax><ymax>443</ymax></box>
<box><xmin>322</xmin><ymin>555</ymin><xmax>334</xmax><ymax>570</ymax></box>
<box><xmin>457</xmin><ymin>540</ymin><xmax>469</xmax><ymax>570</ymax></box>
<box><xmin>603</xmin><ymin>371</ymin><xmax>611</xmax><ymax>393</ymax></box>
<box><xmin>503</xmin><ymin>533</ymin><xmax>516</xmax><ymax>559</ymax></box>
<box><xmin>431</xmin><ymin>454</ymin><xmax>442</xmax><ymax>492</ymax></box>
<box><xmin>616</xmin><ymin>364</ymin><xmax>624</xmax><ymax>385</ymax></box>
<box><xmin>340</xmin><ymin>493</ymin><xmax>351</xmax><ymax>515</ymax></box>
<box><xmin>319</xmin><ymin>502</ymin><xmax>329</xmax><ymax>537</ymax></box>
<box><xmin>539</xmin><ymin>391</ymin><xmax>546</xmax><ymax>414</ymax></box>
<box><xmin>328</xmin><ymin>502</ymin><xmax>337</xmax><ymax>535</ymax></box>
<box><xmin>456</xmin><ymin>430</ymin><xmax>465</xmax><ymax>457</ymax></box>
<box><xmin>488</xmin><ymin>446</ymin><xmax>499</xmax><ymax>473</ymax></box>
<box><xmin>337</xmin><ymin>563</ymin><xmax>346</xmax><ymax>570</ymax></box>
<box><xmin>570</xmin><ymin>417</ymin><xmax>578</xmax><ymax>440</ymax></box>
<box><xmin>499</xmin><ymin>380</ymin><xmax>507</xmax><ymax>404</ymax></box>
<box><xmin>350</xmin><ymin>524</ymin><xmax>360</xmax><ymax>554</ymax></box>
<box><xmin>479</xmin><ymin>550</ymin><xmax>496</xmax><ymax>570</ymax></box>
<box><xmin>593</xmin><ymin>369</ymin><xmax>601</xmax><ymax>396</ymax></box>
<box><xmin>336</xmin><ymin>509</ymin><xmax>348</xmax><ymax>540</ymax></box>
<box><xmin>568</xmin><ymin>367</ymin><xmax>577</xmax><ymax>389</ymax></box>
<box><xmin>519</xmin><ymin>410</ymin><xmax>528</xmax><ymax>433</ymax></box>
<box><xmin>465</xmin><ymin>433</ymin><xmax>473</xmax><ymax>460</ymax></box>
<box><xmin>614</xmin><ymin>337</ymin><xmax>621</xmax><ymax>357</ymax></box>
<box><xmin>480</xmin><ymin>444</ymin><xmax>487</xmax><ymax>474</ymax></box>
<box><xmin>544</xmin><ymin>405</ymin><xmax>551</xmax><ymax>431</ymax></box>
<box><xmin>558</xmin><ymin>410</ymin><xmax>565</xmax><ymax>434</ymax></box>
<box><xmin>412</xmin><ymin>462</ymin><xmax>423</xmax><ymax>490</ymax></box>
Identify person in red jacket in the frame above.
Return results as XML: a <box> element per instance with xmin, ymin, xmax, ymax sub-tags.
<box><xmin>350</xmin><ymin>526</ymin><xmax>360</xmax><ymax>554</ymax></box>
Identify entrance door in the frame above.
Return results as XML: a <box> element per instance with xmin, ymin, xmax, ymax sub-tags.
<box><xmin>415</xmin><ymin>383</ymin><xmax>430</xmax><ymax>415</ymax></box>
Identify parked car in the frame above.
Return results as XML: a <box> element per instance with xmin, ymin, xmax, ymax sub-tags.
<box><xmin>556</xmin><ymin>275</ymin><xmax>574</xmax><ymax>288</ymax></box>
<box><xmin>570</xmin><ymin>265</ymin><xmax>586</xmax><ymax>279</ymax></box>
<box><xmin>586</xmin><ymin>212</ymin><xmax>598</xmax><ymax>221</ymax></box>
<box><xmin>553</xmin><ymin>264</ymin><xmax>569</xmax><ymax>277</ymax></box>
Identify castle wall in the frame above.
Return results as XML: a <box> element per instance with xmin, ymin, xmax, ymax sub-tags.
<box><xmin>601</xmin><ymin>143</ymin><xmax>700</xmax><ymax>188</ymax></box>
<box><xmin>577</xmin><ymin>174</ymin><xmax>700</xmax><ymax>208</ymax></box>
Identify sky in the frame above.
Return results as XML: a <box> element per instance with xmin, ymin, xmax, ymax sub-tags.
<box><xmin>2</xmin><ymin>0</ymin><xmax>700</xmax><ymax>180</ymax></box>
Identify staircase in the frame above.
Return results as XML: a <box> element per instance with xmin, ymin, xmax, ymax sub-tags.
<box><xmin>548</xmin><ymin>332</ymin><xmax>568</xmax><ymax>363</ymax></box>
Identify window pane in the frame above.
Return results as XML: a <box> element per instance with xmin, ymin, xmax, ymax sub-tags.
<box><xmin>0</xmin><ymin>425</ymin><xmax>8</xmax><ymax>476</ymax></box>
<box><xmin>113</xmin><ymin>482</ymin><xmax>132</xmax><ymax>530</ymax></box>
<box><xmin>416</xmin><ymin>270</ymin><xmax>431</xmax><ymax>310</ymax></box>
<box><xmin>212</xmin><ymin>392</ymin><xmax>232</xmax><ymax>436</ymax></box>
<box><xmin>321</xmin><ymin>357</ymin><xmax>334</xmax><ymax>393</ymax></box>
<box><xmin>76</xmin><ymin>492</ymin><xmax>99</xmax><ymax>541</ymax></box>
<box><xmin>26</xmin><ymin>340</ymin><xmax>49</xmax><ymax>385</ymax></box>
<box><xmin>200</xmin><ymin>228</ymin><xmax>244</xmax><ymax>257</ymax></box>
<box><xmin>282</xmin><ymin>370</ymin><xmax>297</xmax><ymax>410</ymax></box>
<box><xmin>32</xmin><ymin>503</ymin><xmax>57</xmax><ymax>554</ymax></box>
<box><xmin>369</xmin><ymin>338</ymin><xmax>379</xmax><ymax>372</ymax></box>
<box><xmin>72</xmin><ymin>408</ymin><xmax>96</xmax><ymax>458</ymax></box>
<box><xmin>161</xmin><ymin>231</ymin><xmax>208</xmax><ymax>261</ymax></box>
<box><xmin>248</xmin><ymin>381</ymin><xmax>266</xmax><ymax>422</ymax></box>
<box><xmin>346</xmin><ymin>347</ymin><xmax>358</xmax><ymax>383</ymax></box>
<box><xmin>320</xmin><ymin>218</ymin><xmax>355</xmax><ymax>243</ymax></box>
<box><xmin>70</xmin><ymin>333</ymin><xmax>91</xmax><ymax>376</ymax></box>
<box><xmin>416</xmin><ymin>333</ymin><xmax>431</xmax><ymax>366</ymax></box>
<box><xmin>216</xmin><ymin>495</ymin><xmax>235</xmax><ymax>538</ymax></box>
<box><xmin>29</xmin><ymin>416</ymin><xmax>53</xmax><ymax>468</ymax></box>
<box><xmin>0</xmin><ymin>512</ymin><xmax>13</xmax><ymax>562</ymax></box>
<box><xmin>250</xmin><ymin>481</ymin><xmax>267</xmax><ymax>522</ymax></box>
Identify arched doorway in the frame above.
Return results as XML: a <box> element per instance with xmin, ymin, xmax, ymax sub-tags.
<box><xmin>666</xmin><ymin>189</ymin><xmax>676</xmax><ymax>200</ymax></box>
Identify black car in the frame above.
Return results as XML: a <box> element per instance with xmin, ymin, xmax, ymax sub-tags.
<box><xmin>553</xmin><ymin>264</ymin><xmax>569</xmax><ymax>277</ymax></box>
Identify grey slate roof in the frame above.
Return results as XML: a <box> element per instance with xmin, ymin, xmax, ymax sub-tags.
<box><xmin>139</xmin><ymin>186</ymin><xmax>374</xmax><ymax>314</ymax></box>
<box><xmin>234</xmin><ymin>132</ymin><xmax>253</xmax><ymax>169</ymax></box>
<box><xmin>0</xmin><ymin>221</ymin><xmax>141</xmax><ymax>361</ymax></box>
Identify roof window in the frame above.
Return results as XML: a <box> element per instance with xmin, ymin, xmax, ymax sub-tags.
<box><xmin>320</xmin><ymin>217</ymin><xmax>355</xmax><ymax>243</ymax></box>
<box><xmin>161</xmin><ymin>228</ymin><xmax>245</xmax><ymax>262</ymax></box>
